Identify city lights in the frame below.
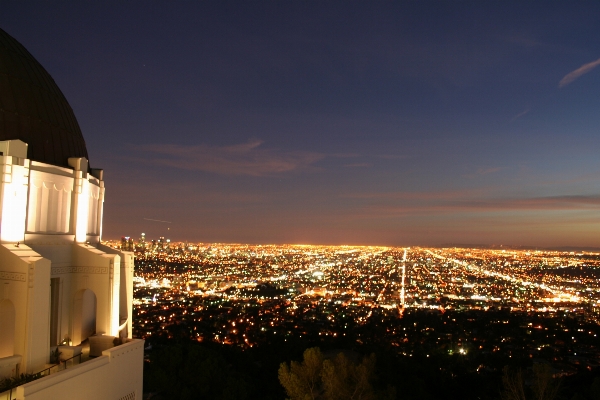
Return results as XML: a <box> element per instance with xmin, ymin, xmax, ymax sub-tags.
<box><xmin>104</xmin><ymin>237</ymin><xmax>600</xmax><ymax>373</ymax></box>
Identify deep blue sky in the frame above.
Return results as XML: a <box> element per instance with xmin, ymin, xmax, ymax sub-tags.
<box><xmin>3</xmin><ymin>2</ymin><xmax>600</xmax><ymax>247</ymax></box>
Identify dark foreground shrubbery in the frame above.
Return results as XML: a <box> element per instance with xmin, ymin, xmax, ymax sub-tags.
<box><xmin>144</xmin><ymin>340</ymin><xmax>252</xmax><ymax>400</ymax></box>
<box><xmin>143</xmin><ymin>333</ymin><xmax>600</xmax><ymax>400</ymax></box>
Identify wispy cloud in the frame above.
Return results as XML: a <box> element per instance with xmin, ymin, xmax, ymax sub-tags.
<box><xmin>344</xmin><ymin>163</ymin><xmax>371</xmax><ymax>168</ymax></box>
<box><xmin>476</xmin><ymin>167</ymin><xmax>503</xmax><ymax>176</ymax></box>
<box><xmin>559</xmin><ymin>57</ymin><xmax>600</xmax><ymax>87</ymax></box>
<box><xmin>342</xmin><ymin>190</ymin><xmax>600</xmax><ymax>220</ymax></box>
<box><xmin>360</xmin><ymin>194</ymin><xmax>600</xmax><ymax>217</ymax></box>
<box><xmin>135</xmin><ymin>140</ymin><xmax>324</xmax><ymax>176</ymax></box>
<box><xmin>510</xmin><ymin>109</ymin><xmax>529</xmax><ymax>122</ymax></box>
<box><xmin>343</xmin><ymin>188</ymin><xmax>491</xmax><ymax>201</ymax></box>
<box><xmin>330</xmin><ymin>153</ymin><xmax>361</xmax><ymax>158</ymax></box>
<box><xmin>496</xmin><ymin>195</ymin><xmax>600</xmax><ymax>209</ymax></box>
<box><xmin>460</xmin><ymin>166</ymin><xmax>506</xmax><ymax>180</ymax></box>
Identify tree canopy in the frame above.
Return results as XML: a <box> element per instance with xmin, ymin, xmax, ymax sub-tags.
<box><xmin>278</xmin><ymin>347</ymin><xmax>394</xmax><ymax>400</ymax></box>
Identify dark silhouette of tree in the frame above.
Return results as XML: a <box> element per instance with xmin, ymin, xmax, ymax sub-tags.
<box><xmin>278</xmin><ymin>347</ymin><xmax>393</xmax><ymax>400</ymax></box>
<box><xmin>279</xmin><ymin>347</ymin><xmax>325</xmax><ymax>400</ymax></box>
<box><xmin>321</xmin><ymin>352</ymin><xmax>376</xmax><ymax>400</ymax></box>
<box><xmin>530</xmin><ymin>364</ymin><xmax>560</xmax><ymax>400</ymax></box>
<box><xmin>144</xmin><ymin>341</ymin><xmax>250</xmax><ymax>400</ymax></box>
<box><xmin>570</xmin><ymin>376</ymin><xmax>600</xmax><ymax>400</ymax></box>
<box><xmin>502</xmin><ymin>366</ymin><xmax>527</xmax><ymax>400</ymax></box>
<box><xmin>501</xmin><ymin>364</ymin><xmax>560</xmax><ymax>400</ymax></box>
<box><xmin>591</xmin><ymin>377</ymin><xmax>600</xmax><ymax>399</ymax></box>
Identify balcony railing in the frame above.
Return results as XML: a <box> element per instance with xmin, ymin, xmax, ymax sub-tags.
<box><xmin>0</xmin><ymin>352</ymin><xmax>83</xmax><ymax>399</ymax></box>
<box><xmin>38</xmin><ymin>352</ymin><xmax>83</xmax><ymax>377</ymax></box>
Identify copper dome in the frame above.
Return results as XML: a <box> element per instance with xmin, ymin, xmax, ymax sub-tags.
<box><xmin>0</xmin><ymin>28</ymin><xmax>88</xmax><ymax>168</ymax></box>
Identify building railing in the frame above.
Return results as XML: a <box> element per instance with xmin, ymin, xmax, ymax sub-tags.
<box><xmin>38</xmin><ymin>352</ymin><xmax>83</xmax><ymax>377</ymax></box>
<box><xmin>0</xmin><ymin>353</ymin><xmax>83</xmax><ymax>399</ymax></box>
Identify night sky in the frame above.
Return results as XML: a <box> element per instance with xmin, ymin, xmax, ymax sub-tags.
<box><xmin>2</xmin><ymin>2</ymin><xmax>600</xmax><ymax>247</ymax></box>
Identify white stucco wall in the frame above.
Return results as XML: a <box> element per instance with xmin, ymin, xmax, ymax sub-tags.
<box><xmin>27</xmin><ymin>170</ymin><xmax>73</xmax><ymax>234</ymax></box>
<box><xmin>0</xmin><ymin>244</ymin><xmax>51</xmax><ymax>375</ymax></box>
<box><xmin>98</xmin><ymin>245</ymin><xmax>134</xmax><ymax>339</ymax></box>
<box><xmin>0</xmin><ymin>155</ymin><xmax>30</xmax><ymax>243</ymax></box>
<box><xmin>29</xmin><ymin>244</ymin><xmax>121</xmax><ymax>344</ymax></box>
<box><xmin>16</xmin><ymin>339</ymin><xmax>144</xmax><ymax>400</ymax></box>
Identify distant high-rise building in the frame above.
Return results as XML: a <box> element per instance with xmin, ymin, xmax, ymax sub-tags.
<box><xmin>121</xmin><ymin>237</ymin><xmax>134</xmax><ymax>252</ymax></box>
<box><xmin>137</xmin><ymin>233</ymin><xmax>146</xmax><ymax>251</ymax></box>
<box><xmin>0</xmin><ymin>28</ymin><xmax>143</xmax><ymax>399</ymax></box>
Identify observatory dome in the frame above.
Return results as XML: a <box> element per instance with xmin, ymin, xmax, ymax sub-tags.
<box><xmin>0</xmin><ymin>28</ymin><xmax>89</xmax><ymax>168</ymax></box>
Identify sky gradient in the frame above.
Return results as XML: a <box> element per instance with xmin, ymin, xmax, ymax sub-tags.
<box><xmin>2</xmin><ymin>2</ymin><xmax>600</xmax><ymax>247</ymax></box>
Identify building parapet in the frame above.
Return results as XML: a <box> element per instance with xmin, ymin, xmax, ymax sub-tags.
<box><xmin>0</xmin><ymin>355</ymin><xmax>21</xmax><ymax>381</ymax></box>
<box><xmin>15</xmin><ymin>339</ymin><xmax>144</xmax><ymax>400</ymax></box>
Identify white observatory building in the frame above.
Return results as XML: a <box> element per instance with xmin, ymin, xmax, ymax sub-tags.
<box><xmin>0</xmin><ymin>28</ymin><xmax>143</xmax><ymax>399</ymax></box>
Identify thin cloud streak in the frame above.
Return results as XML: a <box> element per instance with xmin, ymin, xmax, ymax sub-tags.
<box><xmin>344</xmin><ymin>188</ymin><xmax>492</xmax><ymax>201</ymax></box>
<box><xmin>361</xmin><ymin>195</ymin><xmax>600</xmax><ymax>217</ymax></box>
<box><xmin>135</xmin><ymin>140</ymin><xmax>324</xmax><ymax>176</ymax></box>
<box><xmin>510</xmin><ymin>109</ymin><xmax>529</xmax><ymax>122</ymax></box>
<box><xmin>344</xmin><ymin>163</ymin><xmax>371</xmax><ymax>168</ymax></box>
<box><xmin>559</xmin><ymin>57</ymin><xmax>600</xmax><ymax>87</ymax></box>
<box><xmin>476</xmin><ymin>167</ymin><xmax>503</xmax><ymax>176</ymax></box>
